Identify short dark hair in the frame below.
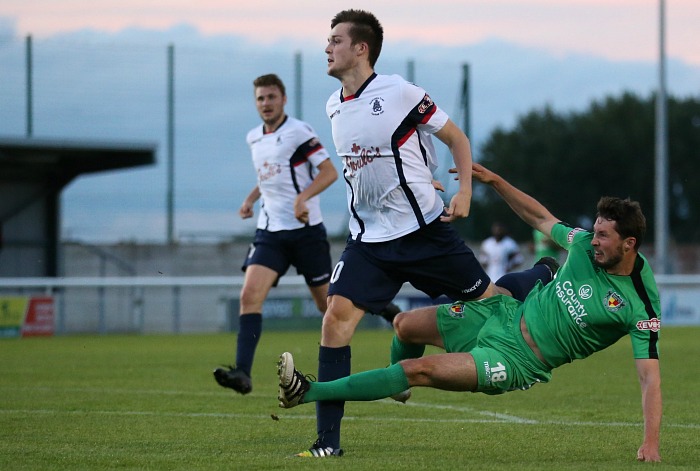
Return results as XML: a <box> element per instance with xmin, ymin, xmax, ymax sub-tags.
<box><xmin>331</xmin><ymin>9</ymin><xmax>384</xmax><ymax>68</ymax></box>
<box><xmin>596</xmin><ymin>196</ymin><xmax>646</xmax><ymax>250</ymax></box>
<box><xmin>253</xmin><ymin>74</ymin><xmax>286</xmax><ymax>96</ymax></box>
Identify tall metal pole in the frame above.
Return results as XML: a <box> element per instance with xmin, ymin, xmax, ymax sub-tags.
<box><xmin>654</xmin><ymin>0</ymin><xmax>669</xmax><ymax>273</ymax></box>
<box><xmin>167</xmin><ymin>44</ymin><xmax>176</xmax><ymax>244</ymax></box>
<box><xmin>26</xmin><ymin>35</ymin><xmax>33</xmax><ymax>137</ymax></box>
<box><xmin>406</xmin><ymin>59</ymin><xmax>415</xmax><ymax>83</ymax></box>
<box><xmin>461</xmin><ymin>63</ymin><xmax>471</xmax><ymax>140</ymax></box>
<box><xmin>294</xmin><ymin>51</ymin><xmax>302</xmax><ymax>119</ymax></box>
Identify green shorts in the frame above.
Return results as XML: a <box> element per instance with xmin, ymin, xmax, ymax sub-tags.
<box><xmin>436</xmin><ymin>295</ymin><xmax>552</xmax><ymax>395</ymax></box>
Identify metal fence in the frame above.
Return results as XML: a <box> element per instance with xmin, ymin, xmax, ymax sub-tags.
<box><xmin>1</xmin><ymin>275</ymin><xmax>700</xmax><ymax>336</ymax></box>
<box><xmin>0</xmin><ymin>276</ymin><xmax>416</xmax><ymax>335</ymax></box>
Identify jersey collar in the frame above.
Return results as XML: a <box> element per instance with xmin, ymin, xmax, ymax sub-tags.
<box><xmin>340</xmin><ymin>73</ymin><xmax>377</xmax><ymax>103</ymax></box>
<box><xmin>262</xmin><ymin>115</ymin><xmax>288</xmax><ymax>134</ymax></box>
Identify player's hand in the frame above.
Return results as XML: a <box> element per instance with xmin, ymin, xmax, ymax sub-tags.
<box><xmin>440</xmin><ymin>191</ymin><xmax>471</xmax><ymax>222</ymax></box>
<box><xmin>296</xmin><ymin>211</ymin><xmax>309</xmax><ymax>224</ymax></box>
<box><xmin>294</xmin><ymin>198</ymin><xmax>309</xmax><ymax>224</ymax></box>
<box><xmin>449</xmin><ymin>163</ymin><xmax>498</xmax><ymax>185</ymax></box>
<box><xmin>239</xmin><ymin>202</ymin><xmax>254</xmax><ymax>219</ymax></box>
<box><xmin>471</xmin><ymin>163</ymin><xmax>498</xmax><ymax>185</ymax></box>
<box><xmin>431</xmin><ymin>179</ymin><xmax>445</xmax><ymax>192</ymax></box>
<box><xmin>636</xmin><ymin>444</ymin><xmax>661</xmax><ymax>462</ymax></box>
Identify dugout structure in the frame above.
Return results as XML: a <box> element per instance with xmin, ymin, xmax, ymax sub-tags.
<box><xmin>0</xmin><ymin>137</ymin><xmax>155</xmax><ymax>277</ymax></box>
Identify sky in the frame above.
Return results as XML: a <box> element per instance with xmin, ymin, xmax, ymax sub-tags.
<box><xmin>0</xmin><ymin>1</ymin><xmax>699</xmax><ymax>243</ymax></box>
<box><xmin>2</xmin><ymin>0</ymin><xmax>699</xmax><ymax>64</ymax></box>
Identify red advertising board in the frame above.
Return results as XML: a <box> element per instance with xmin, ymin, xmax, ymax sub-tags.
<box><xmin>21</xmin><ymin>297</ymin><xmax>55</xmax><ymax>337</ymax></box>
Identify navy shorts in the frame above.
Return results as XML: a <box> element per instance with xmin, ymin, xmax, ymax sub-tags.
<box><xmin>328</xmin><ymin>219</ymin><xmax>490</xmax><ymax>313</ymax></box>
<box><xmin>242</xmin><ymin>223</ymin><xmax>332</xmax><ymax>287</ymax></box>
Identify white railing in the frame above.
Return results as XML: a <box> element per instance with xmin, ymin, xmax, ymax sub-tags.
<box><xmin>2</xmin><ymin>275</ymin><xmax>699</xmax><ymax>335</ymax></box>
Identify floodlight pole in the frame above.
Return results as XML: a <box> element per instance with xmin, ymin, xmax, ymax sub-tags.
<box><xmin>167</xmin><ymin>44</ymin><xmax>176</xmax><ymax>245</ymax></box>
<box><xmin>26</xmin><ymin>35</ymin><xmax>33</xmax><ymax>137</ymax></box>
<box><xmin>294</xmin><ymin>51</ymin><xmax>303</xmax><ymax>119</ymax></box>
<box><xmin>461</xmin><ymin>63</ymin><xmax>471</xmax><ymax>140</ymax></box>
<box><xmin>654</xmin><ymin>0</ymin><xmax>670</xmax><ymax>273</ymax></box>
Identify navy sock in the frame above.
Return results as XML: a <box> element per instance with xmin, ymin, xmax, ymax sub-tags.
<box><xmin>235</xmin><ymin>313</ymin><xmax>262</xmax><ymax>377</ymax></box>
<box><xmin>496</xmin><ymin>264</ymin><xmax>552</xmax><ymax>302</ymax></box>
<box><xmin>315</xmin><ymin>345</ymin><xmax>351</xmax><ymax>449</ymax></box>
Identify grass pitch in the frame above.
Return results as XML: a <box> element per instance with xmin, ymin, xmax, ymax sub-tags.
<box><xmin>1</xmin><ymin>326</ymin><xmax>698</xmax><ymax>470</ymax></box>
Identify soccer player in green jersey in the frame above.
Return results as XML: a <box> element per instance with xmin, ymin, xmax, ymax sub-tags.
<box><xmin>277</xmin><ymin>162</ymin><xmax>662</xmax><ymax>462</ymax></box>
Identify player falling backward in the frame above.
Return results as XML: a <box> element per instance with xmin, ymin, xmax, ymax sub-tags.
<box><xmin>278</xmin><ymin>163</ymin><xmax>662</xmax><ymax>463</ymax></box>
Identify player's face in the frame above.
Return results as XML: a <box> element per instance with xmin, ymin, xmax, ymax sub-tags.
<box><xmin>591</xmin><ymin>217</ymin><xmax>626</xmax><ymax>270</ymax></box>
<box><xmin>325</xmin><ymin>22</ymin><xmax>358</xmax><ymax>78</ymax></box>
<box><xmin>254</xmin><ymin>85</ymin><xmax>286</xmax><ymax>129</ymax></box>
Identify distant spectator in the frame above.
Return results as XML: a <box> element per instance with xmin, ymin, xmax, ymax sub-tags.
<box><xmin>480</xmin><ymin>222</ymin><xmax>523</xmax><ymax>281</ymax></box>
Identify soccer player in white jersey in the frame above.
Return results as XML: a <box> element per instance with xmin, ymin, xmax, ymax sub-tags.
<box><xmin>213</xmin><ymin>74</ymin><xmax>337</xmax><ymax>395</ymax></box>
<box><xmin>480</xmin><ymin>222</ymin><xmax>524</xmax><ymax>281</ymax></box>
<box><xmin>286</xmin><ymin>10</ymin><xmax>558</xmax><ymax>458</ymax></box>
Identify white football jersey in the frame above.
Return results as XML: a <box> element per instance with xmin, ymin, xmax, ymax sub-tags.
<box><xmin>326</xmin><ymin>74</ymin><xmax>448</xmax><ymax>242</ymax></box>
<box><xmin>479</xmin><ymin>236</ymin><xmax>524</xmax><ymax>281</ymax></box>
<box><xmin>245</xmin><ymin>116</ymin><xmax>330</xmax><ymax>231</ymax></box>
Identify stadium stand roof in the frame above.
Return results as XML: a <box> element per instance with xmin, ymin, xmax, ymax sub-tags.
<box><xmin>0</xmin><ymin>137</ymin><xmax>156</xmax><ymax>277</ymax></box>
<box><xmin>0</xmin><ymin>137</ymin><xmax>156</xmax><ymax>182</ymax></box>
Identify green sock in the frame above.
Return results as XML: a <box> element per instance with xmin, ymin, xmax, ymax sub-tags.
<box><xmin>390</xmin><ymin>334</ymin><xmax>425</xmax><ymax>364</ymax></box>
<box><xmin>304</xmin><ymin>363</ymin><xmax>410</xmax><ymax>403</ymax></box>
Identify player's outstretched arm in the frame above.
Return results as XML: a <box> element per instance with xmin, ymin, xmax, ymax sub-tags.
<box><xmin>470</xmin><ymin>163</ymin><xmax>559</xmax><ymax>238</ymax></box>
<box><xmin>635</xmin><ymin>358</ymin><xmax>662</xmax><ymax>462</ymax></box>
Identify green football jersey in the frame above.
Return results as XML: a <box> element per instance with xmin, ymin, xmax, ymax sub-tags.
<box><xmin>522</xmin><ymin>222</ymin><xmax>661</xmax><ymax>368</ymax></box>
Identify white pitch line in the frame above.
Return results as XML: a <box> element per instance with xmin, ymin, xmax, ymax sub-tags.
<box><xmin>1</xmin><ymin>386</ymin><xmax>697</xmax><ymax>429</ymax></box>
<box><xmin>1</xmin><ymin>409</ymin><xmax>698</xmax><ymax>429</ymax></box>
<box><xmin>0</xmin><ymin>386</ymin><xmax>591</xmax><ymax>424</ymax></box>
<box><xmin>0</xmin><ymin>385</ymin><xmax>225</xmax><ymax>397</ymax></box>
<box><xmin>0</xmin><ymin>386</ymin><xmax>534</xmax><ymax>422</ymax></box>
<box><xmin>476</xmin><ymin>410</ymin><xmax>538</xmax><ymax>423</ymax></box>
<box><xmin>382</xmin><ymin>399</ymin><xmax>536</xmax><ymax>423</ymax></box>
